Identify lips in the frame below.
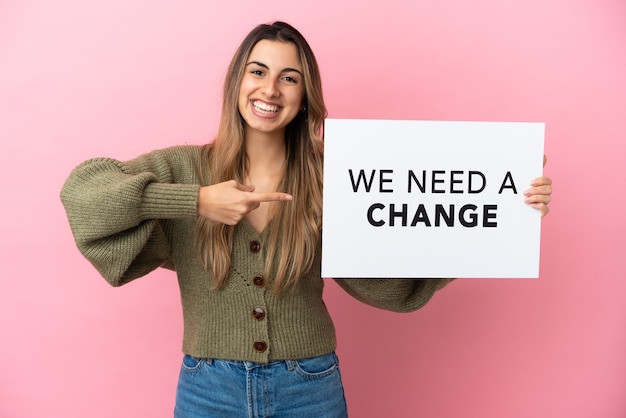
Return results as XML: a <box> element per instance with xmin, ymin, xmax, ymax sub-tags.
<box><xmin>252</xmin><ymin>100</ymin><xmax>281</xmax><ymax>115</ymax></box>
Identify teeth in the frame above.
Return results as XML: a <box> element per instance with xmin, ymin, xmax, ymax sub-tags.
<box><xmin>253</xmin><ymin>101</ymin><xmax>280</xmax><ymax>113</ymax></box>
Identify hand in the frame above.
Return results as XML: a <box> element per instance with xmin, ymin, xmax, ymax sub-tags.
<box><xmin>198</xmin><ymin>180</ymin><xmax>292</xmax><ymax>225</ymax></box>
<box><xmin>524</xmin><ymin>176</ymin><xmax>552</xmax><ymax>218</ymax></box>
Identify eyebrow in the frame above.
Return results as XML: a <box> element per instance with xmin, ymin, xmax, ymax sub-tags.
<box><xmin>246</xmin><ymin>61</ymin><xmax>303</xmax><ymax>77</ymax></box>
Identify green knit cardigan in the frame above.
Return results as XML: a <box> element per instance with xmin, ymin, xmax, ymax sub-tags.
<box><xmin>60</xmin><ymin>145</ymin><xmax>450</xmax><ymax>362</ymax></box>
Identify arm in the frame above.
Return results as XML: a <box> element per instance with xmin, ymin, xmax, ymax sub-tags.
<box><xmin>60</xmin><ymin>147</ymin><xmax>200</xmax><ymax>286</ymax></box>
<box><xmin>333</xmin><ymin>278</ymin><xmax>455</xmax><ymax>313</ymax></box>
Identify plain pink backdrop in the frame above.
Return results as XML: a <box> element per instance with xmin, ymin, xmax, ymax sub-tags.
<box><xmin>1</xmin><ymin>1</ymin><xmax>625</xmax><ymax>417</ymax></box>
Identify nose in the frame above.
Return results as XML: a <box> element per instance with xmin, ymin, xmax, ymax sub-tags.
<box><xmin>261</xmin><ymin>77</ymin><xmax>279</xmax><ymax>97</ymax></box>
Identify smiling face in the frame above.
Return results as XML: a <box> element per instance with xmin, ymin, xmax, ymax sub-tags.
<box><xmin>237</xmin><ymin>40</ymin><xmax>306</xmax><ymax>140</ymax></box>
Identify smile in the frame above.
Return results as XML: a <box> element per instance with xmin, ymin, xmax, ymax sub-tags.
<box><xmin>252</xmin><ymin>100</ymin><xmax>281</xmax><ymax>115</ymax></box>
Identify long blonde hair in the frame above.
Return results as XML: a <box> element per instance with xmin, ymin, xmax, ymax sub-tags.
<box><xmin>195</xmin><ymin>22</ymin><xmax>327</xmax><ymax>292</ymax></box>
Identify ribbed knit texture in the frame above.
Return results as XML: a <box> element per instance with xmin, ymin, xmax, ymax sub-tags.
<box><xmin>60</xmin><ymin>145</ymin><xmax>448</xmax><ymax>362</ymax></box>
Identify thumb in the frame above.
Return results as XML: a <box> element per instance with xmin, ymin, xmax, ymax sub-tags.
<box><xmin>235</xmin><ymin>183</ymin><xmax>255</xmax><ymax>192</ymax></box>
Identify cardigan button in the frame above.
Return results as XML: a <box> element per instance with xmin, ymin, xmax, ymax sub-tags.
<box><xmin>249</xmin><ymin>240</ymin><xmax>261</xmax><ymax>253</ymax></box>
<box><xmin>252</xmin><ymin>307</ymin><xmax>266</xmax><ymax>320</ymax></box>
<box><xmin>252</xmin><ymin>275</ymin><xmax>265</xmax><ymax>287</ymax></box>
<box><xmin>253</xmin><ymin>340</ymin><xmax>268</xmax><ymax>353</ymax></box>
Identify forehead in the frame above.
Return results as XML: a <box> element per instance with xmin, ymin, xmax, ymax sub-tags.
<box><xmin>248</xmin><ymin>39</ymin><xmax>302</xmax><ymax>70</ymax></box>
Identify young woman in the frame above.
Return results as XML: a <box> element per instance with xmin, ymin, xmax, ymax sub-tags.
<box><xmin>60</xmin><ymin>21</ymin><xmax>552</xmax><ymax>418</ymax></box>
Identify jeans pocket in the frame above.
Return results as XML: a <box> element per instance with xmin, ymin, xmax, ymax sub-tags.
<box><xmin>293</xmin><ymin>352</ymin><xmax>339</xmax><ymax>380</ymax></box>
<box><xmin>180</xmin><ymin>354</ymin><xmax>205</xmax><ymax>374</ymax></box>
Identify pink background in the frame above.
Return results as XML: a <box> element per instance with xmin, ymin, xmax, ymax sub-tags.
<box><xmin>1</xmin><ymin>1</ymin><xmax>625</xmax><ymax>417</ymax></box>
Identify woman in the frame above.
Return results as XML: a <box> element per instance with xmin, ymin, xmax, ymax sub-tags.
<box><xmin>60</xmin><ymin>21</ymin><xmax>552</xmax><ymax>418</ymax></box>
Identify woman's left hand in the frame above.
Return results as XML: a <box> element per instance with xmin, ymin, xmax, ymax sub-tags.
<box><xmin>524</xmin><ymin>151</ymin><xmax>553</xmax><ymax>219</ymax></box>
<box><xmin>524</xmin><ymin>177</ymin><xmax>552</xmax><ymax>217</ymax></box>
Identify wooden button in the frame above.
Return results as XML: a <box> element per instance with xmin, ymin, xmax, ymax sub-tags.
<box><xmin>252</xmin><ymin>275</ymin><xmax>265</xmax><ymax>287</ymax></box>
<box><xmin>249</xmin><ymin>240</ymin><xmax>261</xmax><ymax>253</ymax></box>
<box><xmin>253</xmin><ymin>340</ymin><xmax>267</xmax><ymax>353</ymax></box>
<box><xmin>252</xmin><ymin>307</ymin><xmax>266</xmax><ymax>320</ymax></box>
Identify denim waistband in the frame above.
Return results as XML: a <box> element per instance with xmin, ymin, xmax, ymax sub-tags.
<box><xmin>192</xmin><ymin>351</ymin><xmax>337</xmax><ymax>371</ymax></box>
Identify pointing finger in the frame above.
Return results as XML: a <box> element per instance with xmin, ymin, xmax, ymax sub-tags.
<box><xmin>249</xmin><ymin>192</ymin><xmax>293</xmax><ymax>203</ymax></box>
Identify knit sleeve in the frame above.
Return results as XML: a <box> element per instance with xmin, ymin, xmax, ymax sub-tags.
<box><xmin>60</xmin><ymin>147</ymin><xmax>201</xmax><ymax>286</ymax></box>
<box><xmin>333</xmin><ymin>278</ymin><xmax>455</xmax><ymax>313</ymax></box>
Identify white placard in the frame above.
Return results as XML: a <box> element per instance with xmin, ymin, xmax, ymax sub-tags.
<box><xmin>321</xmin><ymin>119</ymin><xmax>545</xmax><ymax>278</ymax></box>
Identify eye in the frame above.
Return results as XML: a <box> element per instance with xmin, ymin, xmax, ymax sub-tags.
<box><xmin>250</xmin><ymin>69</ymin><xmax>264</xmax><ymax>76</ymax></box>
<box><xmin>282</xmin><ymin>75</ymin><xmax>298</xmax><ymax>84</ymax></box>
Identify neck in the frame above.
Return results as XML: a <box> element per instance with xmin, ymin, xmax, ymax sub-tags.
<box><xmin>244</xmin><ymin>128</ymin><xmax>287</xmax><ymax>177</ymax></box>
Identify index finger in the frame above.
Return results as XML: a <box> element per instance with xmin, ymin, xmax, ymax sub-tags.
<box><xmin>248</xmin><ymin>192</ymin><xmax>293</xmax><ymax>203</ymax></box>
<box><xmin>530</xmin><ymin>176</ymin><xmax>552</xmax><ymax>187</ymax></box>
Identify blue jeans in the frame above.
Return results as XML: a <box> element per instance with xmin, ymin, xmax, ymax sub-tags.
<box><xmin>174</xmin><ymin>351</ymin><xmax>348</xmax><ymax>418</ymax></box>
